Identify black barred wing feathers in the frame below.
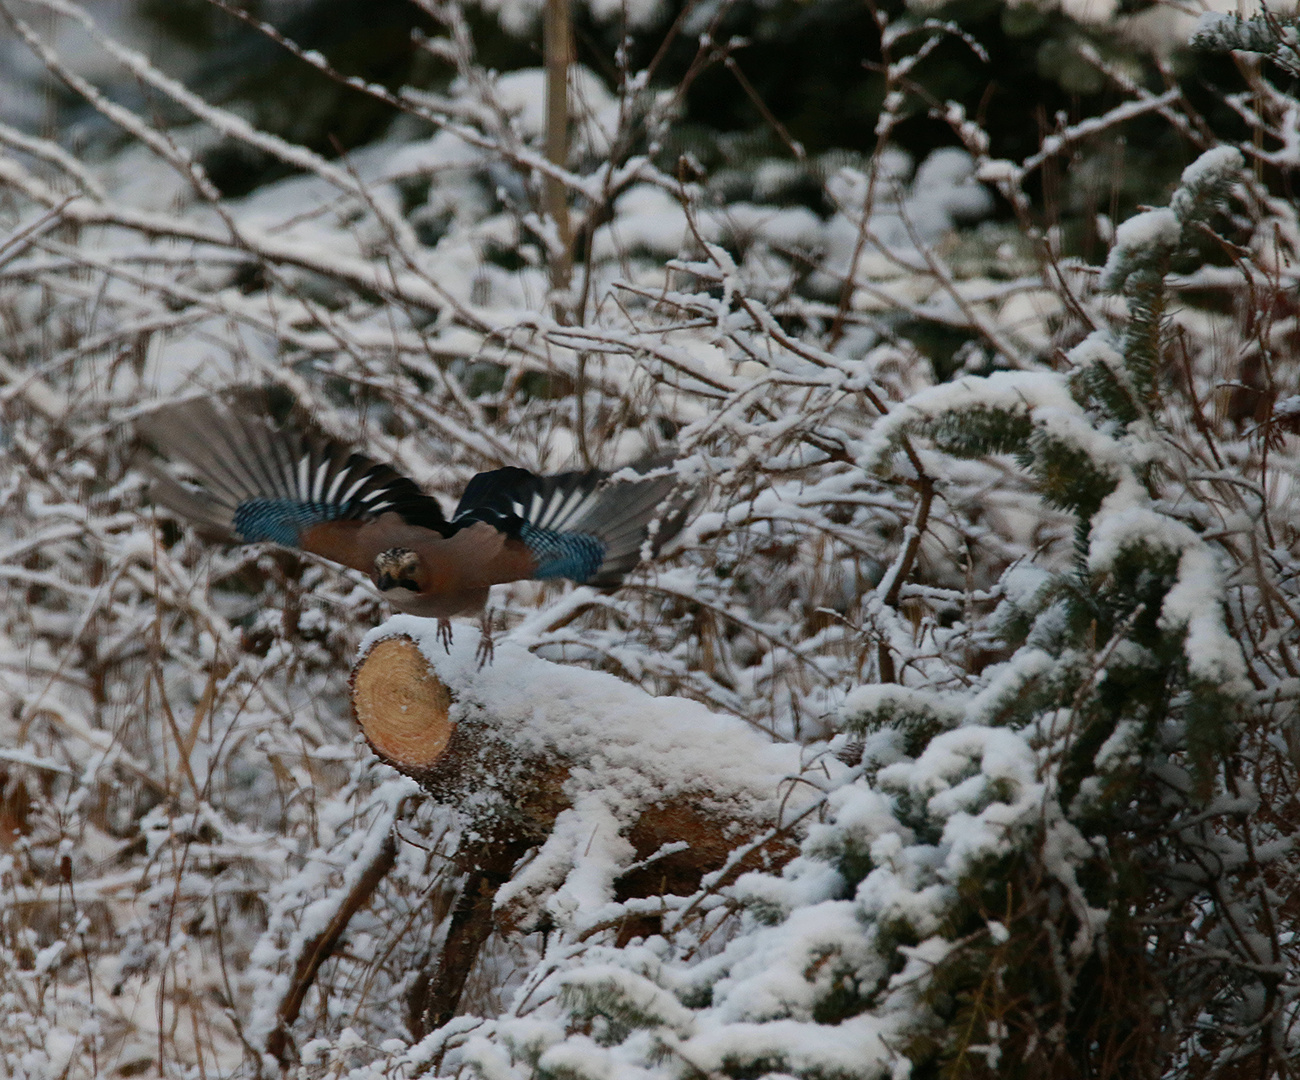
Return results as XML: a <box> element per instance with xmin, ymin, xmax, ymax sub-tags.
<box><xmin>138</xmin><ymin>399</ymin><xmax>449</xmax><ymax>548</ymax></box>
<box><xmin>452</xmin><ymin>463</ymin><xmax>683</xmax><ymax>586</ymax></box>
<box><xmin>139</xmin><ymin>398</ymin><xmax>688</xmax><ymax>591</ymax></box>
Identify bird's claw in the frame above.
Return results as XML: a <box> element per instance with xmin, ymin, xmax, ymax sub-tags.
<box><xmin>476</xmin><ymin>608</ymin><xmax>497</xmax><ymax>669</ymax></box>
<box><xmin>437</xmin><ymin>619</ymin><xmax>453</xmax><ymax>653</ymax></box>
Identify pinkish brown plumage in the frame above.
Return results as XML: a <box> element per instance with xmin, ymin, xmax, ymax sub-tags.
<box><xmin>138</xmin><ymin>397</ymin><xmax>688</xmax><ymax>648</ymax></box>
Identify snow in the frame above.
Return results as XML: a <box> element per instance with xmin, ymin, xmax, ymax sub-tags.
<box><xmin>560</xmin><ymin>965</ymin><xmax>696</xmax><ymax>1032</ymax></box>
<box><xmin>707</xmin><ymin>900</ymin><xmax>875</xmax><ymax>1021</ymax></box>
<box><xmin>670</xmin><ymin>1014</ymin><xmax>899</xmax><ymax>1078</ymax></box>
<box><xmin>1192</xmin><ymin>11</ymin><xmax>1288</xmax><ymax>56</ymax></box>
<box><xmin>861</xmin><ymin>369</ymin><xmax>1088</xmax><ymax>470</ymax></box>
<box><xmin>998</xmin><ymin>562</ymin><xmax>1053</xmax><ymax>611</ymax></box>
<box><xmin>1087</xmin><ymin>491</ymin><xmax>1194</xmax><ymax>571</ymax></box>
<box><xmin>363</xmin><ymin>617</ymin><xmax>804</xmax><ymax>819</ymax></box>
<box><xmin>475</xmin><ymin>0</ymin><xmax>666</xmax><ymax>32</ymax></box>
<box><xmin>1102</xmin><ymin>207</ymin><xmax>1180</xmax><ymax>286</ymax></box>
<box><xmin>1160</xmin><ymin>545</ymin><xmax>1250</xmax><ymax>692</ymax></box>
<box><xmin>487</xmin><ymin>66</ymin><xmax>617</xmax><ymax>148</ymax></box>
<box><xmin>839</xmin><ymin>683</ymin><xmax>964</xmax><ymax>737</ymax></box>
<box><xmin>1179</xmin><ymin>145</ymin><xmax>1244</xmax><ymax>191</ymax></box>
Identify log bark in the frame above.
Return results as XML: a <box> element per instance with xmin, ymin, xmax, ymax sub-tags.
<box><xmin>403</xmin><ymin>832</ymin><xmax>532</xmax><ymax>1039</ymax></box>
<box><xmin>352</xmin><ymin>635</ymin><xmax>570</xmax><ymax>843</ymax></box>
<box><xmin>353</xmin><ymin>636</ymin><xmax>572</xmax><ymax>1034</ymax></box>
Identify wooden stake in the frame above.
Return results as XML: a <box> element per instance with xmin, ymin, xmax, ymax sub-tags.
<box><xmin>544</xmin><ymin>0</ymin><xmax>573</xmax><ymax>300</ymax></box>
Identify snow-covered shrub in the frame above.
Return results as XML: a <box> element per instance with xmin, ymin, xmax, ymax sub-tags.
<box><xmin>417</xmin><ymin>146</ymin><xmax>1297</xmax><ymax>1080</ymax></box>
<box><xmin>1</xmin><ymin>0</ymin><xmax>1299</xmax><ymax>1077</ymax></box>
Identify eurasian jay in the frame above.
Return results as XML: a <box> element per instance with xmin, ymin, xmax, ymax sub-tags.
<box><xmin>138</xmin><ymin>398</ymin><xmax>685</xmax><ymax>654</ymax></box>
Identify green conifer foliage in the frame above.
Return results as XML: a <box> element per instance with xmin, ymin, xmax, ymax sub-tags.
<box><xmin>1192</xmin><ymin>11</ymin><xmax>1300</xmax><ymax>76</ymax></box>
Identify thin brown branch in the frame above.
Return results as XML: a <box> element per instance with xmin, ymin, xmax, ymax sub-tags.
<box><xmin>264</xmin><ymin>832</ymin><xmax>399</xmax><ymax>1065</ymax></box>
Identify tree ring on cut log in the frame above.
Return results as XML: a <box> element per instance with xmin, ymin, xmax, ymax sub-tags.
<box><xmin>352</xmin><ymin>636</ymin><xmax>453</xmax><ymax>770</ymax></box>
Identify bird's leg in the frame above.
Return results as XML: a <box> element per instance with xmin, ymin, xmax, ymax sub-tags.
<box><xmin>437</xmin><ymin>618</ymin><xmax>453</xmax><ymax>653</ymax></box>
<box><xmin>475</xmin><ymin>607</ymin><xmax>496</xmax><ymax>668</ymax></box>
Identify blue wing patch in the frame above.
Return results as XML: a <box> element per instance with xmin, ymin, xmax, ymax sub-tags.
<box><xmin>233</xmin><ymin>498</ymin><xmax>347</xmax><ymax>547</ymax></box>
<box><xmin>521</xmin><ymin>525</ymin><xmax>605</xmax><ymax>581</ymax></box>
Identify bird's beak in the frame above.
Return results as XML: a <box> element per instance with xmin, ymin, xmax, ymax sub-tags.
<box><xmin>376</xmin><ymin>572</ymin><xmax>393</xmax><ymax>591</ymax></box>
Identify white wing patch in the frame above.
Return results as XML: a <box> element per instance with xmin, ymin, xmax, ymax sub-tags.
<box><xmin>296</xmin><ymin>455</ymin><xmax>313</xmax><ymax>500</ymax></box>
<box><xmin>324</xmin><ymin>467</ymin><xmax>351</xmax><ymax>503</ymax></box>
<box><xmin>358</xmin><ymin>487</ymin><xmax>394</xmax><ymax>514</ymax></box>
<box><xmin>529</xmin><ymin>486</ymin><xmax>598</xmax><ymax>531</ymax></box>
<box><xmin>339</xmin><ymin>472</ymin><xmax>372</xmax><ymax>505</ymax></box>
<box><xmin>312</xmin><ymin>459</ymin><xmax>332</xmax><ymax>502</ymax></box>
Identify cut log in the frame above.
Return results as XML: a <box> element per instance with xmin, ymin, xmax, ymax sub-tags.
<box><xmin>351</xmin><ymin>636</ymin><xmax>453</xmax><ymax>772</ymax></box>
<box><xmin>349</xmin><ymin>617</ymin><xmax>816</xmax><ymax>1038</ymax></box>
<box><xmin>352</xmin><ymin>633</ymin><xmax>571</xmax><ymax>847</ymax></box>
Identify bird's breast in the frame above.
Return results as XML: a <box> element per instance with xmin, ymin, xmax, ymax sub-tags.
<box><xmin>383</xmin><ymin>584</ymin><xmax>490</xmax><ymax>620</ymax></box>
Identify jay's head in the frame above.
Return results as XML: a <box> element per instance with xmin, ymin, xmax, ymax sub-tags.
<box><xmin>374</xmin><ymin>547</ymin><xmax>422</xmax><ymax>594</ymax></box>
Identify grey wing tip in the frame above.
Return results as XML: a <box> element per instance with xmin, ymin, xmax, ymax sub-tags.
<box><xmin>583</xmin><ymin>466</ymin><xmax>697</xmax><ymax>588</ymax></box>
<box><xmin>139</xmin><ymin>461</ymin><xmax>237</xmax><ymax>539</ymax></box>
<box><xmin>135</xmin><ymin>397</ymin><xmax>235</xmax><ymax>464</ymax></box>
<box><xmin>134</xmin><ymin>396</ymin><xmax>256</xmax><ymax>537</ymax></box>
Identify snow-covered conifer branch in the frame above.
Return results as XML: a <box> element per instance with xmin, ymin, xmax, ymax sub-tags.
<box><xmin>1193</xmin><ymin>10</ymin><xmax>1300</xmax><ymax>76</ymax></box>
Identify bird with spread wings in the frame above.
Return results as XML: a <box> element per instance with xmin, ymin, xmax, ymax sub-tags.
<box><xmin>138</xmin><ymin>398</ymin><xmax>688</xmax><ymax>659</ymax></box>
